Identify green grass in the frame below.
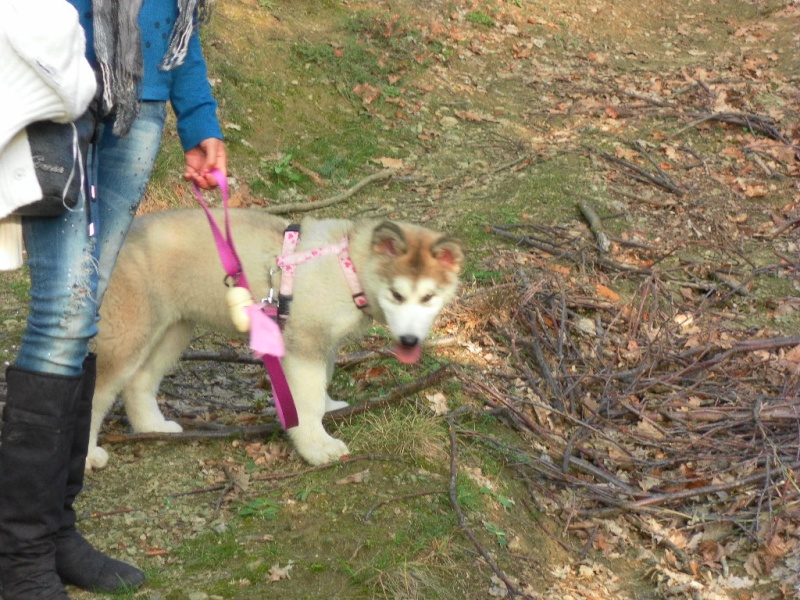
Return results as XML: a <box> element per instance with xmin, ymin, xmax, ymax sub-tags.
<box><xmin>0</xmin><ymin>269</ymin><xmax>31</xmax><ymax>351</ymax></box>
<box><xmin>174</xmin><ymin>529</ymin><xmax>243</xmax><ymax>569</ymax></box>
<box><xmin>238</xmin><ymin>497</ymin><xmax>280</xmax><ymax>519</ymax></box>
<box><xmin>294</xmin><ymin>41</ymin><xmax>395</xmax><ymax>88</ymax></box>
<box><xmin>466</xmin><ymin>11</ymin><xmax>495</xmax><ymax>28</ymax></box>
<box><xmin>153</xmin><ymin>6</ymin><xmax>439</xmax><ymax>203</ymax></box>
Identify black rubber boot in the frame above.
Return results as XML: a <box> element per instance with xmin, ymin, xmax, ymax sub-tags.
<box><xmin>55</xmin><ymin>353</ymin><xmax>145</xmax><ymax>593</ymax></box>
<box><xmin>0</xmin><ymin>367</ymin><xmax>81</xmax><ymax>600</ymax></box>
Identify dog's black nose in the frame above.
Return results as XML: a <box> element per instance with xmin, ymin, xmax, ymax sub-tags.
<box><xmin>399</xmin><ymin>335</ymin><xmax>419</xmax><ymax>347</ymax></box>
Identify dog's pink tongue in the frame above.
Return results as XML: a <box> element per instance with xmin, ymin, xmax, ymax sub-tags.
<box><xmin>395</xmin><ymin>343</ymin><xmax>423</xmax><ymax>364</ymax></box>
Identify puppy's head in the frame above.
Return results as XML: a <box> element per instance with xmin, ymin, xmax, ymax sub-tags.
<box><xmin>370</xmin><ymin>221</ymin><xmax>463</xmax><ymax>363</ymax></box>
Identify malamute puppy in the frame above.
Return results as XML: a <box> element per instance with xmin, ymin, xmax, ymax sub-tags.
<box><xmin>87</xmin><ymin>209</ymin><xmax>463</xmax><ymax>470</ymax></box>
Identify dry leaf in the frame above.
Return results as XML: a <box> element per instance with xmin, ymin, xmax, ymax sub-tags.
<box><xmin>464</xmin><ymin>467</ymin><xmax>496</xmax><ymax>492</ymax></box>
<box><xmin>424</xmin><ymin>391</ymin><xmax>449</xmax><ymax>415</ymax></box>
<box><xmin>781</xmin><ymin>345</ymin><xmax>800</xmax><ymax>374</ymax></box>
<box><xmin>454</xmin><ymin>110</ymin><xmax>499</xmax><ymax>123</ymax></box>
<box><xmin>575</xmin><ymin>317</ymin><xmax>596</xmax><ymax>336</ymax></box>
<box><xmin>335</xmin><ymin>469</ymin><xmax>370</xmax><ymax>485</ymax></box>
<box><xmin>727</xmin><ymin>212</ymin><xmax>749</xmax><ymax>224</ymax></box>
<box><xmin>743</xmin><ymin>552</ymin><xmax>763</xmax><ymax>577</ymax></box>
<box><xmin>268</xmin><ymin>561</ymin><xmax>294</xmax><ymax>582</ymax></box>
<box><xmin>764</xmin><ymin>535</ymin><xmax>795</xmax><ymax>557</ymax></box>
<box><xmin>547</xmin><ymin>264</ymin><xmax>570</xmax><ymax>277</ymax></box>
<box><xmin>373</xmin><ymin>156</ymin><xmax>404</xmax><ymax>169</ymax></box>
<box><xmin>635</xmin><ymin>418</ymin><xmax>665</xmax><ymax>440</ymax></box>
<box><xmin>244</xmin><ymin>442</ymin><xmax>289</xmax><ymax>467</ymax></box>
<box><xmin>744</xmin><ymin>184</ymin><xmax>768</xmax><ymax>198</ymax></box>
<box><xmin>638</xmin><ymin>475</ymin><xmax>662</xmax><ymax>491</ymax></box>
<box><xmin>595</xmin><ymin>283</ymin><xmax>620</xmax><ymax>302</ymax></box>
<box><xmin>352</xmin><ymin>83</ymin><xmax>380</xmax><ymax>104</ymax></box>
<box><xmin>232</xmin><ymin>471</ymin><xmax>251</xmax><ymax>492</ymax></box>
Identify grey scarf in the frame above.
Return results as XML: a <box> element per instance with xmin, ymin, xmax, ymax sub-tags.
<box><xmin>93</xmin><ymin>0</ymin><xmax>211</xmax><ymax>137</ymax></box>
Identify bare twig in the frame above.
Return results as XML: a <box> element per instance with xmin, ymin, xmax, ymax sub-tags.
<box><xmin>447</xmin><ymin>421</ymin><xmax>530</xmax><ymax>599</ymax></box>
<box><xmin>325</xmin><ymin>365</ymin><xmax>452</xmax><ymax>420</ymax></box>
<box><xmin>577</xmin><ymin>201</ymin><xmax>611</xmax><ymax>253</ymax></box>
<box><xmin>589</xmin><ymin>146</ymin><xmax>685</xmax><ymax>195</ymax></box>
<box><xmin>263</xmin><ymin>169</ymin><xmax>396</xmax><ymax>214</ymax></box>
<box><xmin>101</xmin><ymin>367</ymin><xmax>452</xmax><ymax>445</ymax></box>
<box><xmin>680</xmin><ymin>111</ymin><xmax>791</xmax><ymax>143</ymax></box>
<box><xmin>179</xmin><ymin>337</ymin><xmax>458</xmax><ymax>368</ymax></box>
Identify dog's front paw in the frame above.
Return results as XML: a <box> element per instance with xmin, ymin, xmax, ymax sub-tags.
<box><xmin>85</xmin><ymin>445</ymin><xmax>109</xmax><ymax>472</ymax></box>
<box><xmin>291</xmin><ymin>429</ymin><xmax>350</xmax><ymax>465</ymax></box>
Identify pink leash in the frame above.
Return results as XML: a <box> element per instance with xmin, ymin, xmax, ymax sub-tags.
<box><xmin>192</xmin><ymin>171</ymin><xmax>299</xmax><ymax>430</ymax></box>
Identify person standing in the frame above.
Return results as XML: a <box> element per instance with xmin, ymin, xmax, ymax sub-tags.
<box><xmin>0</xmin><ymin>0</ymin><xmax>227</xmax><ymax>598</ymax></box>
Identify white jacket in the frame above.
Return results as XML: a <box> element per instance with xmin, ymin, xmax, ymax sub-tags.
<box><xmin>0</xmin><ymin>0</ymin><xmax>97</xmax><ymax>267</ymax></box>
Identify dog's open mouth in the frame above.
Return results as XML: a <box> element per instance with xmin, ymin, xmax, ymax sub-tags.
<box><xmin>394</xmin><ymin>343</ymin><xmax>423</xmax><ymax>364</ymax></box>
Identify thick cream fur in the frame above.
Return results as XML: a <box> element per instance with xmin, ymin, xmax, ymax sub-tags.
<box><xmin>88</xmin><ymin>209</ymin><xmax>462</xmax><ymax>470</ymax></box>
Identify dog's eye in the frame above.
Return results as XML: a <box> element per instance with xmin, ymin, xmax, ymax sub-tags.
<box><xmin>421</xmin><ymin>293</ymin><xmax>435</xmax><ymax>303</ymax></box>
<box><xmin>391</xmin><ymin>290</ymin><xmax>404</xmax><ymax>303</ymax></box>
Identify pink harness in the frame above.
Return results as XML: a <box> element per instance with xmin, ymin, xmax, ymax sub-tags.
<box><xmin>275</xmin><ymin>224</ymin><xmax>369</xmax><ymax>323</ymax></box>
<box><xmin>192</xmin><ymin>171</ymin><xmax>369</xmax><ymax>431</ymax></box>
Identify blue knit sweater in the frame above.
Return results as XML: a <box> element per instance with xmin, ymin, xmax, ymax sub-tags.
<box><xmin>69</xmin><ymin>0</ymin><xmax>222</xmax><ymax>151</ymax></box>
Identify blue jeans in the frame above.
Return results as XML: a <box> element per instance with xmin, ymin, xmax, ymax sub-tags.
<box><xmin>15</xmin><ymin>102</ymin><xmax>167</xmax><ymax>377</ymax></box>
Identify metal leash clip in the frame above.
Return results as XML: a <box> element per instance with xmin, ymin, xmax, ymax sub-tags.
<box><xmin>261</xmin><ymin>267</ymin><xmax>278</xmax><ymax>306</ymax></box>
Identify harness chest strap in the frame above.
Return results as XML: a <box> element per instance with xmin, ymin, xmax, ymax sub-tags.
<box><xmin>275</xmin><ymin>225</ymin><xmax>369</xmax><ymax>321</ymax></box>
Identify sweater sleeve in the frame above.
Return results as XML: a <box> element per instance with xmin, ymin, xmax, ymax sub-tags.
<box><xmin>169</xmin><ymin>30</ymin><xmax>223</xmax><ymax>152</ymax></box>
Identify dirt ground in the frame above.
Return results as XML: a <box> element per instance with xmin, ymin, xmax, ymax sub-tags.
<box><xmin>1</xmin><ymin>0</ymin><xmax>799</xmax><ymax>598</ymax></box>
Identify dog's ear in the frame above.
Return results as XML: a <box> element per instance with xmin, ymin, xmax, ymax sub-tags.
<box><xmin>371</xmin><ymin>222</ymin><xmax>407</xmax><ymax>257</ymax></box>
<box><xmin>432</xmin><ymin>237</ymin><xmax>464</xmax><ymax>272</ymax></box>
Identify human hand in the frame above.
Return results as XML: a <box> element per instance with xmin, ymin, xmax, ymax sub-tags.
<box><xmin>183</xmin><ymin>138</ymin><xmax>228</xmax><ymax>190</ymax></box>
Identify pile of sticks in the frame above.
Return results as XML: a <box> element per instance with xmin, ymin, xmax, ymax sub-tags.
<box><xmin>471</xmin><ymin>221</ymin><xmax>800</xmax><ymax>564</ymax></box>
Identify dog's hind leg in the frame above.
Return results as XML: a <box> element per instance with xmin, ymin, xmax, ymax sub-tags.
<box><xmin>122</xmin><ymin>321</ymin><xmax>193</xmax><ymax>435</ymax></box>
<box><xmin>283</xmin><ymin>354</ymin><xmax>350</xmax><ymax>465</ymax></box>
<box><xmin>86</xmin><ymin>362</ymin><xmax>133</xmax><ymax>471</ymax></box>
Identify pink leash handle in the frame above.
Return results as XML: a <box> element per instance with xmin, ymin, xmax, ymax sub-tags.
<box><xmin>192</xmin><ymin>172</ymin><xmax>249</xmax><ymax>290</ymax></box>
<box><xmin>192</xmin><ymin>171</ymin><xmax>298</xmax><ymax>430</ymax></box>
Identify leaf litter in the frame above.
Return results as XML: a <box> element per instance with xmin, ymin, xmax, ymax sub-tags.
<box><xmin>3</xmin><ymin>0</ymin><xmax>797</xmax><ymax>598</ymax></box>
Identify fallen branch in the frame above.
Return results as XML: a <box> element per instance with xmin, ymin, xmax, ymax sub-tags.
<box><xmin>580</xmin><ymin>467</ymin><xmax>790</xmax><ymax>518</ymax></box>
<box><xmin>290</xmin><ymin>160</ymin><xmax>326</xmax><ymax>186</ymax></box>
<box><xmin>678</xmin><ymin>111</ymin><xmax>790</xmax><ymax>143</ymax></box>
<box><xmin>325</xmin><ymin>365</ymin><xmax>451</xmax><ymax>420</ymax></box>
<box><xmin>490</xmin><ymin>225</ymin><xmax>565</xmax><ymax>256</ymax></box>
<box><xmin>100</xmin><ymin>423</ymin><xmax>279</xmax><ymax>445</ymax></box>
<box><xmin>630</xmin><ymin>140</ymin><xmax>685</xmax><ymax>195</ymax></box>
<box><xmin>168</xmin><ymin>454</ymin><xmax>404</xmax><ymax>499</ymax></box>
<box><xmin>213</xmin><ymin>465</ymin><xmax>248</xmax><ymax>517</ymax></box>
<box><xmin>100</xmin><ymin>366</ymin><xmax>452</xmax><ymax>445</ymax></box>
<box><xmin>263</xmin><ymin>169</ymin><xmax>396</xmax><ymax>214</ymax></box>
<box><xmin>179</xmin><ymin>337</ymin><xmax>458</xmax><ymax>368</ymax></box>
<box><xmin>589</xmin><ymin>146</ymin><xmax>684</xmax><ymax>195</ymax></box>
<box><xmin>447</xmin><ymin>420</ymin><xmax>530</xmax><ymax>599</ymax></box>
<box><xmin>577</xmin><ymin>200</ymin><xmax>611</xmax><ymax>253</ymax></box>
<box><xmin>768</xmin><ymin>217</ymin><xmax>800</xmax><ymax>240</ymax></box>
